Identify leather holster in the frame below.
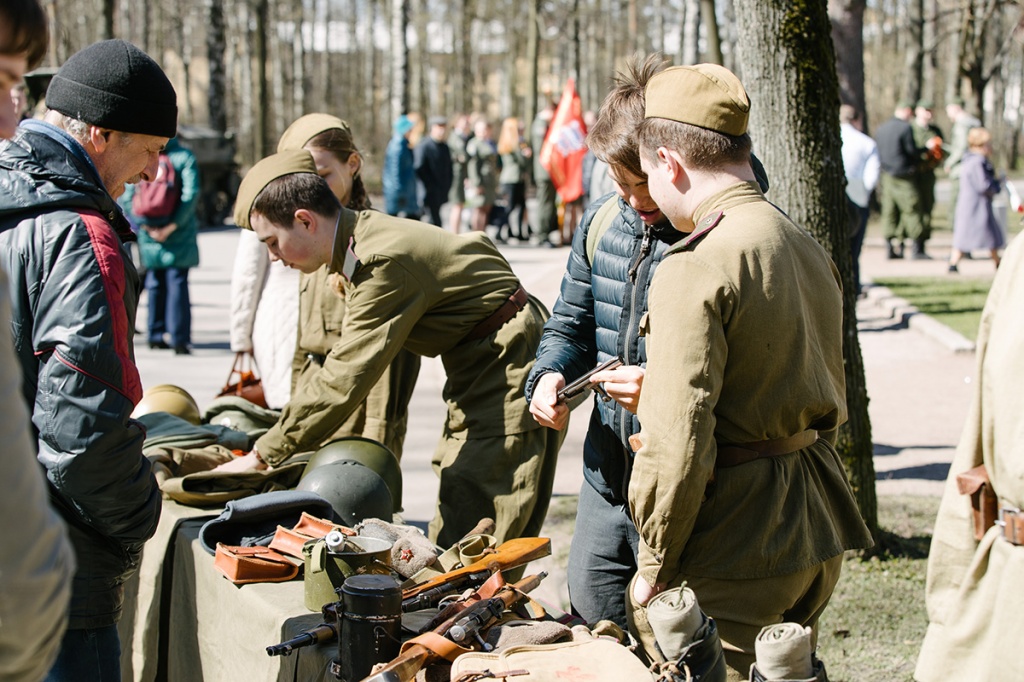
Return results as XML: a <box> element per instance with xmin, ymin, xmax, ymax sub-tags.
<box><xmin>956</xmin><ymin>464</ymin><xmax>998</xmax><ymax>541</ymax></box>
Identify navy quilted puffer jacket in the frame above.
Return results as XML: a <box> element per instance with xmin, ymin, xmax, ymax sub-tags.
<box><xmin>525</xmin><ymin>193</ymin><xmax>681</xmax><ymax>500</ymax></box>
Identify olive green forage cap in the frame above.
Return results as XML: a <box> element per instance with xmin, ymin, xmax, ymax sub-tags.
<box><xmin>645</xmin><ymin>64</ymin><xmax>750</xmax><ymax>136</ymax></box>
<box><xmin>277</xmin><ymin>113</ymin><xmax>352</xmax><ymax>152</ymax></box>
<box><xmin>233</xmin><ymin>150</ymin><xmax>318</xmax><ymax>229</ymax></box>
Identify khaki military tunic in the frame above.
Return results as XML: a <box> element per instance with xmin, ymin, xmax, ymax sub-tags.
<box><xmin>290</xmin><ymin>265</ymin><xmax>420</xmax><ymax>459</ymax></box>
<box><xmin>628</xmin><ymin>183</ymin><xmax>872</xmax><ymax>674</ymax></box>
<box><xmin>915</xmin><ymin>236</ymin><xmax>1024</xmax><ymax>681</ymax></box>
<box><xmin>257</xmin><ymin>209</ymin><xmax>560</xmax><ymax>545</ymax></box>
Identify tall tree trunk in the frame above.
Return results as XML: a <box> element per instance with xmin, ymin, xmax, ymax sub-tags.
<box><xmin>254</xmin><ymin>0</ymin><xmax>271</xmax><ymax>158</ymax></box>
<box><xmin>902</xmin><ymin>0</ymin><xmax>924</xmax><ymax>104</ymax></box>
<box><xmin>828</xmin><ymin>0</ymin><xmax>867</xmax><ymax>125</ymax></box>
<box><xmin>571</xmin><ymin>0</ymin><xmax>581</xmax><ymax>79</ymax></box>
<box><xmin>390</xmin><ymin>0</ymin><xmax>410</xmax><ymax>120</ymax></box>
<box><xmin>179</xmin><ymin>10</ymin><xmax>194</xmax><ymax>123</ymax></box>
<box><xmin>101</xmin><ymin>0</ymin><xmax>115</xmax><ymax>40</ymax></box>
<box><xmin>681</xmin><ymin>0</ymin><xmax>700</xmax><ymax>65</ymax></box>
<box><xmin>733</xmin><ymin>0</ymin><xmax>878</xmax><ymax>540</ymax></box>
<box><xmin>526</xmin><ymin>0</ymin><xmax>540</xmax><ymax>125</ymax></box>
<box><xmin>701</xmin><ymin>0</ymin><xmax>722</xmax><ymax>64</ymax></box>
<box><xmin>293</xmin><ymin>0</ymin><xmax>306</xmax><ymax>119</ymax></box>
<box><xmin>207</xmin><ymin>0</ymin><xmax>228</xmax><ymax>132</ymax></box>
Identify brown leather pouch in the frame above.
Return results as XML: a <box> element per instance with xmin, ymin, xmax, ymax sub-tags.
<box><xmin>292</xmin><ymin>511</ymin><xmax>355</xmax><ymax>539</ymax></box>
<box><xmin>214</xmin><ymin>543</ymin><xmax>299</xmax><ymax>584</ymax></box>
<box><xmin>956</xmin><ymin>464</ymin><xmax>998</xmax><ymax>541</ymax></box>
<box><xmin>268</xmin><ymin>526</ymin><xmax>316</xmax><ymax>559</ymax></box>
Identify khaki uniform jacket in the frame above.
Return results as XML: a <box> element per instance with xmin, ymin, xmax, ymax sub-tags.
<box><xmin>257</xmin><ymin>209</ymin><xmax>542</xmax><ymax>465</ymax></box>
<box><xmin>629</xmin><ymin>182</ymin><xmax>871</xmax><ymax>586</ymax></box>
<box><xmin>915</xmin><ymin>236</ymin><xmax>1024</xmax><ymax>681</ymax></box>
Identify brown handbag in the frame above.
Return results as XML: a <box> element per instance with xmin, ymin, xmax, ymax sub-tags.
<box><xmin>956</xmin><ymin>464</ymin><xmax>999</xmax><ymax>541</ymax></box>
<box><xmin>217</xmin><ymin>351</ymin><xmax>268</xmax><ymax>408</ymax></box>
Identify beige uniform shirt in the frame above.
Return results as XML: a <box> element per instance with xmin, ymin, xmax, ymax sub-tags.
<box><xmin>916</xmin><ymin>236</ymin><xmax>1024</xmax><ymax>681</ymax></box>
<box><xmin>629</xmin><ymin>182</ymin><xmax>871</xmax><ymax>586</ymax></box>
<box><xmin>257</xmin><ymin>209</ymin><xmax>541</xmax><ymax>465</ymax></box>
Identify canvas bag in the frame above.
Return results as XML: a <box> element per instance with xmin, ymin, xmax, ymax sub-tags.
<box><xmin>132</xmin><ymin>152</ymin><xmax>180</xmax><ymax>220</ymax></box>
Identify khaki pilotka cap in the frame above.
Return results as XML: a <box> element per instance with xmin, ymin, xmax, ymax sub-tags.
<box><xmin>277</xmin><ymin>113</ymin><xmax>352</xmax><ymax>153</ymax></box>
<box><xmin>644</xmin><ymin>64</ymin><xmax>750</xmax><ymax>136</ymax></box>
<box><xmin>233</xmin><ymin>150</ymin><xmax>319</xmax><ymax>230</ymax></box>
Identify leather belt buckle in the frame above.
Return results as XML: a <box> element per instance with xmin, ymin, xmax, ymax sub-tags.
<box><xmin>997</xmin><ymin>506</ymin><xmax>1024</xmax><ymax>546</ymax></box>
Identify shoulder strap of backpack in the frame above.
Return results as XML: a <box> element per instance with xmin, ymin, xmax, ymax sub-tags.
<box><xmin>586</xmin><ymin>197</ymin><xmax>620</xmax><ymax>265</ymax></box>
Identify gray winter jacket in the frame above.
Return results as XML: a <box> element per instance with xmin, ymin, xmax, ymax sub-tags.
<box><xmin>0</xmin><ymin>122</ymin><xmax>161</xmax><ymax>629</ymax></box>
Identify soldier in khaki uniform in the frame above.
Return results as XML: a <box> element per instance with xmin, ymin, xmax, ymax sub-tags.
<box><xmin>277</xmin><ymin>114</ymin><xmax>420</xmax><ymax>460</ymax></box>
<box><xmin>627</xmin><ymin>64</ymin><xmax>872</xmax><ymax>679</ymax></box>
<box><xmin>218</xmin><ymin>150</ymin><xmax>562</xmax><ymax>547</ymax></box>
<box><xmin>915</xmin><ymin>236</ymin><xmax>1024</xmax><ymax>681</ymax></box>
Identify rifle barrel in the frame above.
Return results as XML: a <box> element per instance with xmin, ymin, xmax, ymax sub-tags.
<box><xmin>265</xmin><ymin>623</ymin><xmax>337</xmax><ymax>657</ymax></box>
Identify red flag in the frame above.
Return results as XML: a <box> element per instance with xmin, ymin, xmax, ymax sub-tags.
<box><xmin>540</xmin><ymin>79</ymin><xmax>588</xmax><ymax>203</ymax></box>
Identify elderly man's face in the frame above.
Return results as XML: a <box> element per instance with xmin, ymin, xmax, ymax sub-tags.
<box><xmin>92</xmin><ymin>130</ymin><xmax>169</xmax><ymax>199</ymax></box>
<box><xmin>0</xmin><ymin>52</ymin><xmax>29</xmax><ymax>139</ymax></box>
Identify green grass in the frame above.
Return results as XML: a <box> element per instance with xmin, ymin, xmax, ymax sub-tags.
<box><xmin>817</xmin><ymin>495</ymin><xmax>938</xmax><ymax>682</ymax></box>
<box><xmin>872</xmin><ymin>276</ymin><xmax>992</xmax><ymax>340</ymax></box>
<box><xmin>540</xmin><ymin>494</ymin><xmax>939</xmax><ymax>682</ymax></box>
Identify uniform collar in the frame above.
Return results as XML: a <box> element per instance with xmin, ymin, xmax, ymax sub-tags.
<box><xmin>690</xmin><ymin>181</ymin><xmax>763</xmax><ymax>230</ymax></box>
<box><xmin>329</xmin><ymin>207</ymin><xmax>360</xmax><ymax>282</ymax></box>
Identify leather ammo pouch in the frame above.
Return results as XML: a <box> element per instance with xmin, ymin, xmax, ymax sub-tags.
<box><xmin>214</xmin><ymin>543</ymin><xmax>299</xmax><ymax>584</ymax></box>
<box><xmin>956</xmin><ymin>464</ymin><xmax>998</xmax><ymax>541</ymax></box>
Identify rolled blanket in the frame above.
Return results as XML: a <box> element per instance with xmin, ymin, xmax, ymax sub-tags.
<box><xmin>647</xmin><ymin>584</ymin><xmax>706</xmax><ymax>660</ymax></box>
<box><xmin>753</xmin><ymin>623</ymin><xmax>815</xmax><ymax>680</ymax></box>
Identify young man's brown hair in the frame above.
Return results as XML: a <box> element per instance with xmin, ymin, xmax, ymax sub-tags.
<box><xmin>252</xmin><ymin>173</ymin><xmax>341</xmax><ymax>227</ymax></box>
<box><xmin>586</xmin><ymin>53</ymin><xmax>670</xmax><ymax>179</ymax></box>
<box><xmin>637</xmin><ymin>118</ymin><xmax>752</xmax><ymax>171</ymax></box>
<box><xmin>0</xmin><ymin>0</ymin><xmax>48</xmax><ymax>68</ymax></box>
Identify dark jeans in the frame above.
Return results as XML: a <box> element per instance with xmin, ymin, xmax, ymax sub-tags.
<box><xmin>146</xmin><ymin>267</ymin><xmax>192</xmax><ymax>348</ymax></box>
<box><xmin>849</xmin><ymin>200</ymin><xmax>869</xmax><ymax>294</ymax></box>
<box><xmin>423</xmin><ymin>200</ymin><xmax>444</xmax><ymax>227</ymax></box>
<box><xmin>45</xmin><ymin>625</ymin><xmax>121</xmax><ymax>682</ymax></box>
<box><xmin>499</xmin><ymin>182</ymin><xmax>529</xmax><ymax>240</ymax></box>
<box><xmin>567</xmin><ymin>479</ymin><xmax>639</xmax><ymax>629</ymax></box>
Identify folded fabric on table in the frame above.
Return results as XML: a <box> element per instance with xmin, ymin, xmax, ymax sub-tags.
<box><xmin>137</xmin><ymin>411</ymin><xmax>251</xmax><ymax>454</ymax></box>
<box><xmin>199</xmin><ymin>490</ymin><xmax>337</xmax><ymax>554</ymax></box>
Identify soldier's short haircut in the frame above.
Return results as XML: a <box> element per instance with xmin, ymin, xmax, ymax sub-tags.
<box><xmin>637</xmin><ymin>118</ymin><xmax>752</xmax><ymax>171</ymax></box>
<box><xmin>587</xmin><ymin>54</ymin><xmax>670</xmax><ymax>180</ymax></box>
<box><xmin>252</xmin><ymin>173</ymin><xmax>341</xmax><ymax>228</ymax></box>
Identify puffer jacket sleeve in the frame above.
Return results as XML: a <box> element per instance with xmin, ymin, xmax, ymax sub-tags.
<box><xmin>524</xmin><ymin>195</ymin><xmax>611</xmax><ymax>401</ymax></box>
<box><xmin>230</xmin><ymin>229</ymin><xmax>270</xmax><ymax>352</ymax></box>
<box><xmin>27</xmin><ymin>212</ymin><xmax>160</xmax><ymax>556</ymax></box>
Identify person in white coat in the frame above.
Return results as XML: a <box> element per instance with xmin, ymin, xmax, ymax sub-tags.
<box><xmin>229</xmin><ymin>231</ymin><xmax>300</xmax><ymax>410</ymax></box>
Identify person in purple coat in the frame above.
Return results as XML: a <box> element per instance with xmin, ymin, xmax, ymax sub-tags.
<box><xmin>949</xmin><ymin>127</ymin><xmax>1004</xmax><ymax>273</ymax></box>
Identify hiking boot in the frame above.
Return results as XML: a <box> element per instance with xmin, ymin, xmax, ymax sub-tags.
<box><xmin>886</xmin><ymin>240</ymin><xmax>903</xmax><ymax>259</ymax></box>
<box><xmin>911</xmin><ymin>240</ymin><xmax>932</xmax><ymax>260</ymax></box>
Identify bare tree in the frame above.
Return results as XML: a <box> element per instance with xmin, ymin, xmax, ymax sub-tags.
<box><xmin>207</xmin><ymin>0</ymin><xmax>228</xmax><ymax>132</ymax></box>
<box><xmin>701</xmin><ymin>0</ymin><xmax>722</xmax><ymax>64</ymax></box>
<box><xmin>903</xmin><ymin>0</ymin><xmax>925</xmax><ymax>103</ymax></box>
<box><xmin>681</xmin><ymin>0</ymin><xmax>700</xmax><ymax>65</ymax></box>
<box><xmin>734</xmin><ymin>0</ymin><xmax>878</xmax><ymax>538</ymax></box>
<box><xmin>829</xmin><ymin>0</ymin><xmax>868</xmax><ymax>125</ymax></box>
<box><xmin>390</xmin><ymin>0</ymin><xmax>410</xmax><ymax>120</ymax></box>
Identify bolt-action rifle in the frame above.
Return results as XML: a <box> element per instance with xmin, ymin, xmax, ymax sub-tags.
<box><xmin>266</xmin><ymin>536</ymin><xmax>551</xmax><ymax>656</ymax></box>
<box><xmin>360</xmin><ymin>571</ymin><xmax>547</xmax><ymax>682</ymax></box>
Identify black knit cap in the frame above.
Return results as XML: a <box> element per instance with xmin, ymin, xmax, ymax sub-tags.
<box><xmin>46</xmin><ymin>39</ymin><xmax>178</xmax><ymax>138</ymax></box>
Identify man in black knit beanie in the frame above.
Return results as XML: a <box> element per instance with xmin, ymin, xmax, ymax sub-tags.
<box><xmin>0</xmin><ymin>39</ymin><xmax>177</xmax><ymax>682</ymax></box>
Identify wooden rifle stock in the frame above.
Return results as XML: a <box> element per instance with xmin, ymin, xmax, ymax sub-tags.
<box><xmin>401</xmin><ymin>536</ymin><xmax>550</xmax><ymax>601</ymax></box>
<box><xmin>362</xmin><ymin>572</ymin><xmax>547</xmax><ymax>682</ymax></box>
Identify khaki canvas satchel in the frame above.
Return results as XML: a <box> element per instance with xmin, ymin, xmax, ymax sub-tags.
<box><xmin>449</xmin><ymin>636</ymin><xmax>652</xmax><ymax>681</ymax></box>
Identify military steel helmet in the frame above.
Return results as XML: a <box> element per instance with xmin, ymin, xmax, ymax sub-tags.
<box><xmin>131</xmin><ymin>384</ymin><xmax>201</xmax><ymax>425</ymax></box>
<box><xmin>295</xmin><ymin>460</ymin><xmax>393</xmax><ymax>527</ymax></box>
<box><xmin>303</xmin><ymin>437</ymin><xmax>403</xmax><ymax>512</ymax></box>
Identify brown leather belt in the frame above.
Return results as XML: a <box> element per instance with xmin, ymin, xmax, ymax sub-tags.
<box><xmin>716</xmin><ymin>430</ymin><xmax>819</xmax><ymax>468</ymax></box>
<box><xmin>459</xmin><ymin>285</ymin><xmax>528</xmax><ymax>345</ymax></box>
<box><xmin>998</xmin><ymin>507</ymin><xmax>1024</xmax><ymax>546</ymax></box>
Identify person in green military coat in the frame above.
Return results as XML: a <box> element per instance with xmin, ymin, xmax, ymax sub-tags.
<box><xmin>276</xmin><ymin>114</ymin><xmax>420</xmax><ymax>463</ymax></box>
<box><xmin>627</xmin><ymin>64</ymin><xmax>873</xmax><ymax>680</ymax></box>
<box><xmin>910</xmin><ymin>100</ymin><xmax>944</xmax><ymax>258</ymax></box>
<box><xmin>915</xmin><ymin>235</ymin><xmax>1024</xmax><ymax>681</ymax></box>
<box><xmin>217</xmin><ymin>150</ymin><xmax>563</xmax><ymax>547</ymax></box>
